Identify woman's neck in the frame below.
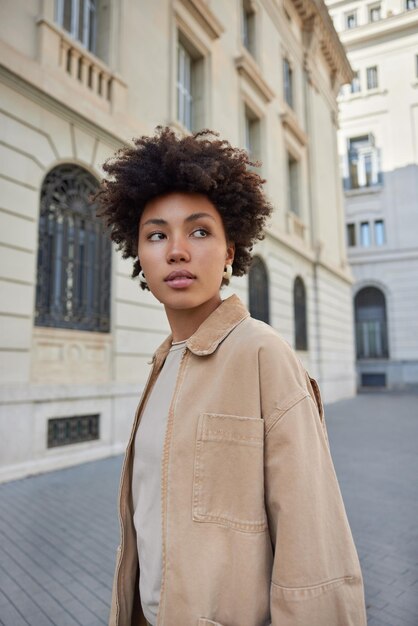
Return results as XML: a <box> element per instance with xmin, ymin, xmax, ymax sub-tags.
<box><xmin>164</xmin><ymin>295</ymin><xmax>222</xmax><ymax>343</ymax></box>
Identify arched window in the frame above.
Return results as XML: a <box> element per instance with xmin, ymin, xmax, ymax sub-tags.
<box><xmin>293</xmin><ymin>276</ymin><xmax>308</xmax><ymax>351</ymax></box>
<box><xmin>249</xmin><ymin>256</ymin><xmax>270</xmax><ymax>324</ymax></box>
<box><xmin>35</xmin><ymin>164</ymin><xmax>111</xmax><ymax>332</ymax></box>
<box><xmin>355</xmin><ymin>287</ymin><xmax>388</xmax><ymax>359</ymax></box>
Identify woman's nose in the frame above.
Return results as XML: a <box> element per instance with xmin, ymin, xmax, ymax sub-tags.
<box><xmin>166</xmin><ymin>235</ymin><xmax>191</xmax><ymax>263</ymax></box>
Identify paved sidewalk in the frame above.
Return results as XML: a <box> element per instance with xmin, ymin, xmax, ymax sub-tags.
<box><xmin>0</xmin><ymin>392</ymin><xmax>417</xmax><ymax>626</ymax></box>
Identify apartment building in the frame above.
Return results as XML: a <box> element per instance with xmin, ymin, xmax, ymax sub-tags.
<box><xmin>326</xmin><ymin>0</ymin><xmax>418</xmax><ymax>389</ymax></box>
<box><xmin>0</xmin><ymin>0</ymin><xmax>354</xmax><ymax>481</ymax></box>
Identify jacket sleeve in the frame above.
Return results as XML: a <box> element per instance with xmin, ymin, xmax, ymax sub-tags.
<box><xmin>264</xmin><ymin>377</ymin><xmax>367</xmax><ymax>626</ymax></box>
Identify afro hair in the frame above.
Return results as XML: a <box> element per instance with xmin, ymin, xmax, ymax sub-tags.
<box><xmin>96</xmin><ymin>126</ymin><xmax>273</xmax><ymax>289</ymax></box>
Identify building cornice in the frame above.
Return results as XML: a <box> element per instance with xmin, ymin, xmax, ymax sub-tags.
<box><xmin>293</xmin><ymin>0</ymin><xmax>353</xmax><ymax>84</ymax></box>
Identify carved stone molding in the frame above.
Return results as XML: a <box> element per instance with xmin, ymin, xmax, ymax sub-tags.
<box><xmin>291</xmin><ymin>0</ymin><xmax>353</xmax><ymax>84</ymax></box>
<box><xmin>175</xmin><ymin>0</ymin><xmax>225</xmax><ymax>40</ymax></box>
<box><xmin>235</xmin><ymin>48</ymin><xmax>275</xmax><ymax>103</ymax></box>
<box><xmin>280</xmin><ymin>105</ymin><xmax>308</xmax><ymax>146</ymax></box>
<box><xmin>31</xmin><ymin>327</ymin><xmax>112</xmax><ymax>384</ymax></box>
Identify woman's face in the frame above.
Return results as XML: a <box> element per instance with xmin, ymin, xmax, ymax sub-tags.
<box><xmin>138</xmin><ymin>192</ymin><xmax>235</xmax><ymax>312</ymax></box>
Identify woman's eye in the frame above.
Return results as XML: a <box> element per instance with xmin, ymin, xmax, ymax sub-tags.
<box><xmin>193</xmin><ymin>228</ymin><xmax>209</xmax><ymax>238</ymax></box>
<box><xmin>148</xmin><ymin>232</ymin><xmax>165</xmax><ymax>241</ymax></box>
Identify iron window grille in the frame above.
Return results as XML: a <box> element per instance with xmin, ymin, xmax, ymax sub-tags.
<box><xmin>355</xmin><ymin>287</ymin><xmax>389</xmax><ymax>359</ymax></box>
<box><xmin>294</xmin><ymin>276</ymin><xmax>308</xmax><ymax>351</ymax></box>
<box><xmin>47</xmin><ymin>413</ymin><xmax>100</xmax><ymax>447</ymax></box>
<box><xmin>35</xmin><ymin>164</ymin><xmax>111</xmax><ymax>332</ymax></box>
<box><xmin>249</xmin><ymin>256</ymin><xmax>270</xmax><ymax>324</ymax></box>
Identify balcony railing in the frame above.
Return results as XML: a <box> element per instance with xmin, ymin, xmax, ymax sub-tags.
<box><xmin>36</xmin><ymin>18</ymin><xmax>127</xmax><ymax>115</ymax></box>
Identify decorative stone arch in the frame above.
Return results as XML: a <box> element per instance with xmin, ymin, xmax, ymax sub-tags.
<box><xmin>248</xmin><ymin>255</ymin><xmax>270</xmax><ymax>324</ymax></box>
<box><xmin>293</xmin><ymin>275</ymin><xmax>308</xmax><ymax>351</ymax></box>
<box><xmin>35</xmin><ymin>163</ymin><xmax>111</xmax><ymax>332</ymax></box>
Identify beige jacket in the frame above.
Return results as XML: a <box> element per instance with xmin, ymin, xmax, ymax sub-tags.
<box><xmin>109</xmin><ymin>294</ymin><xmax>367</xmax><ymax>626</ymax></box>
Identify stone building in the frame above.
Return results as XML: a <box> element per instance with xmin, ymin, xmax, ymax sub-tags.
<box><xmin>326</xmin><ymin>0</ymin><xmax>418</xmax><ymax>389</ymax></box>
<box><xmin>0</xmin><ymin>0</ymin><xmax>354</xmax><ymax>482</ymax></box>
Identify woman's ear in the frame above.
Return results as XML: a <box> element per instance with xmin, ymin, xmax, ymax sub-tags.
<box><xmin>226</xmin><ymin>242</ymin><xmax>235</xmax><ymax>266</ymax></box>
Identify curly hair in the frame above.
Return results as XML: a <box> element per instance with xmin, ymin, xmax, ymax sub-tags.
<box><xmin>96</xmin><ymin>126</ymin><xmax>273</xmax><ymax>289</ymax></box>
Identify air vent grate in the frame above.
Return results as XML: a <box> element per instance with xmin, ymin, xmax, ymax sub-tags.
<box><xmin>47</xmin><ymin>414</ymin><xmax>100</xmax><ymax>448</ymax></box>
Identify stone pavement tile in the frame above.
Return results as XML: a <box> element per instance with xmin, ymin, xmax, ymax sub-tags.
<box><xmin>0</xmin><ymin>603</ymin><xmax>30</xmax><ymax>626</ymax></box>
<box><xmin>64</xmin><ymin>579</ymin><xmax>109</xmax><ymax>611</ymax></box>
<box><xmin>367</xmin><ymin>616</ymin><xmax>395</xmax><ymax>626</ymax></box>
<box><xmin>366</xmin><ymin>592</ymin><xmax>389</xmax><ymax>610</ymax></box>
<box><xmin>45</xmin><ymin>609</ymin><xmax>84</xmax><ymax>626</ymax></box>
<box><xmin>0</xmin><ymin>395</ymin><xmax>416</xmax><ymax>626</ymax></box>
<box><xmin>33</xmin><ymin>581</ymin><xmax>74</xmax><ymax>606</ymax></box>
<box><xmin>381</xmin><ymin>606</ymin><xmax>418</xmax><ymax>626</ymax></box>
<box><xmin>60</xmin><ymin>597</ymin><xmax>107</xmax><ymax>624</ymax></box>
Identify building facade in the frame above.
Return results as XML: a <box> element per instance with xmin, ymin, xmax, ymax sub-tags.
<box><xmin>326</xmin><ymin>0</ymin><xmax>418</xmax><ymax>389</ymax></box>
<box><xmin>0</xmin><ymin>0</ymin><xmax>355</xmax><ymax>482</ymax></box>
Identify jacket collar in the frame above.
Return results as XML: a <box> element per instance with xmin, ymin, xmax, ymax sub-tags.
<box><xmin>153</xmin><ymin>294</ymin><xmax>249</xmax><ymax>361</ymax></box>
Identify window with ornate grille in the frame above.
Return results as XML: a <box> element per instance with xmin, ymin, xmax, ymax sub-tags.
<box><xmin>355</xmin><ymin>287</ymin><xmax>389</xmax><ymax>359</ymax></box>
<box><xmin>35</xmin><ymin>164</ymin><xmax>111</xmax><ymax>332</ymax></box>
<box><xmin>248</xmin><ymin>256</ymin><xmax>270</xmax><ymax>324</ymax></box>
<box><xmin>293</xmin><ymin>276</ymin><xmax>308</xmax><ymax>351</ymax></box>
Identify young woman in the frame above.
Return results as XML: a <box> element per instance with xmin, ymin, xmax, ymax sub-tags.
<box><xmin>97</xmin><ymin>127</ymin><xmax>367</xmax><ymax>626</ymax></box>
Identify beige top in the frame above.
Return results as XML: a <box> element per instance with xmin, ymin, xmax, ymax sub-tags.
<box><xmin>132</xmin><ymin>339</ymin><xmax>186</xmax><ymax>626</ymax></box>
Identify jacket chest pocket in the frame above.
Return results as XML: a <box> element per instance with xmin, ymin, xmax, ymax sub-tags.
<box><xmin>192</xmin><ymin>413</ymin><xmax>268</xmax><ymax>533</ymax></box>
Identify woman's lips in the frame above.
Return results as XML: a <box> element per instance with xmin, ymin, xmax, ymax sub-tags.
<box><xmin>165</xmin><ymin>276</ymin><xmax>195</xmax><ymax>289</ymax></box>
<box><xmin>164</xmin><ymin>270</ymin><xmax>196</xmax><ymax>289</ymax></box>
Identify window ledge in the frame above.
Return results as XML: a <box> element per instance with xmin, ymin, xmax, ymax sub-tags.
<box><xmin>286</xmin><ymin>211</ymin><xmax>307</xmax><ymax>241</ymax></box>
<box><xmin>345</xmin><ymin>184</ymin><xmax>383</xmax><ymax>197</ymax></box>
<box><xmin>169</xmin><ymin>119</ymin><xmax>193</xmax><ymax>137</ymax></box>
<box><xmin>340</xmin><ymin>88</ymin><xmax>388</xmax><ymax>101</ymax></box>
<box><xmin>235</xmin><ymin>47</ymin><xmax>275</xmax><ymax>103</ymax></box>
<box><xmin>280</xmin><ymin>104</ymin><xmax>308</xmax><ymax>146</ymax></box>
<box><xmin>175</xmin><ymin>0</ymin><xmax>224</xmax><ymax>39</ymax></box>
